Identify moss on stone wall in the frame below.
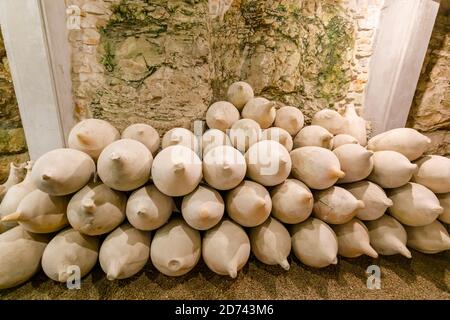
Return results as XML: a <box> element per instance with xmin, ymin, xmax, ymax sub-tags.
<box><xmin>83</xmin><ymin>0</ymin><xmax>354</xmax><ymax>132</ymax></box>
<box><xmin>89</xmin><ymin>0</ymin><xmax>212</xmax><ymax>132</ymax></box>
<box><xmin>0</xmin><ymin>29</ymin><xmax>29</xmax><ymax>181</ymax></box>
<box><xmin>212</xmin><ymin>0</ymin><xmax>354</xmax><ymax>115</ymax></box>
<box><xmin>100</xmin><ymin>41</ymin><xmax>116</xmax><ymax>72</ymax></box>
<box><xmin>0</xmin><ymin>36</ymin><xmax>21</xmax><ymax>130</ymax></box>
<box><xmin>318</xmin><ymin>15</ymin><xmax>353</xmax><ymax>100</ymax></box>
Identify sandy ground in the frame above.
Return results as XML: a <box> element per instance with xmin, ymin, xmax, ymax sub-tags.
<box><xmin>1</xmin><ymin>250</ymin><xmax>449</xmax><ymax>300</ymax></box>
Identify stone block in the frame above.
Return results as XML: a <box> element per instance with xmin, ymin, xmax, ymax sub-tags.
<box><xmin>82</xmin><ymin>1</ymin><xmax>108</xmax><ymax>15</ymax></box>
<box><xmin>82</xmin><ymin>28</ymin><xmax>100</xmax><ymax>45</ymax></box>
<box><xmin>0</xmin><ymin>128</ymin><xmax>28</xmax><ymax>154</ymax></box>
<box><xmin>423</xmin><ymin>130</ymin><xmax>450</xmax><ymax>156</ymax></box>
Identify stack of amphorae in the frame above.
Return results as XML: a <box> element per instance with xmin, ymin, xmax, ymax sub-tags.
<box><xmin>1</xmin><ymin>81</ymin><xmax>449</xmax><ymax>290</ymax></box>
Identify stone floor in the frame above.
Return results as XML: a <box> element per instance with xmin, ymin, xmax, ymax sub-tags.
<box><xmin>1</xmin><ymin>250</ymin><xmax>449</xmax><ymax>300</ymax></box>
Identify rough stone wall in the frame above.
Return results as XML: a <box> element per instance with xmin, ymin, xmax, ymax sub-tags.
<box><xmin>0</xmin><ymin>29</ymin><xmax>29</xmax><ymax>182</ymax></box>
<box><xmin>68</xmin><ymin>0</ymin><xmax>366</xmax><ymax>133</ymax></box>
<box><xmin>209</xmin><ymin>0</ymin><xmax>355</xmax><ymax>118</ymax></box>
<box><xmin>407</xmin><ymin>3</ymin><xmax>450</xmax><ymax>156</ymax></box>
<box><xmin>0</xmin><ymin>0</ymin><xmax>389</xmax><ymax>182</ymax></box>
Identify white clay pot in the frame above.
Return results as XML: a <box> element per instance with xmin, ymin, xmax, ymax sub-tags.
<box><xmin>311</xmin><ymin>109</ymin><xmax>346</xmax><ymax>135</ymax></box>
<box><xmin>242</xmin><ymin>97</ymin><xmax>276</xmax><ymax>129</ymax></box>
<box><xmin>150</xmin><ymin>218</ymin><xmax>201</xmax><ymax>277</ymax></box>
<box><xmin>313</xmin><ymin>186</ymin><xmax>364</xmax><ymax>225</ymax></box>
<box><xmin>405</xmin><ymin>220</ymin><xmax>450</xmax><ymax>254</ymax></box>
<box><xmin>367</xmin><ymin>151</ymin><xmax>417</xmax><ymax>188</ymax></box>
<box><xmin>1</xmin><ymin>189</ymin><xmax>69</xmax><ymax>234</ymax></box>
<box><xmin>341</xmin><ymin>105</ymin><xmax>367</xmax><ymax>146</ymax></box>
<box><xmin>270</xmin><ymin>179</ymin><xmax>313</xmax><ymax>224</ymax></box>
<box><xmin>32</xmin><ymin>148</ymin><xmax>95</xmax><ymax>196</ymax></box>
<box><xmin>0</xmin><ymin>163</ymin><xmax>36</xmax><ymax>233</ymax></box>
<box><xmin>228</xmin><ymin>119</ymin><xmax>261</xmax><ymax>153</ymax></box>
<box><xmin>126</xmin><ymin>184</ymin><xmax>174</xmax><ymax>231</ymax></box>
<box><xmin>202</xmin><ymin>219</ymin><xmax>250</xmax><ymax>278</ymax></box>
<box><xmin>227</xmin><ymin>81</ymin><xmax>254</xmax><ymax>110</ymax></box>
<box><xmin>274</xmin><ymin>106</ymin><xmax>304</xmax><ymax>136</ymax></box>
<box><xmin>0</xmin><ymin>162</ymin><xmax>26</xmax><ymax>201</ymax></box>
<box><xmin>290</xmin><ymin>218</ymin><xmax>338</xmax><ymax>268</ymax></box>
<box><xmin>293</xmin><ymin>125</ymin><xmax>333</xmax><ymax>150</ymax></box>
<box><xmin>332</xmin><ymin>218</ymin><xmax>378</xmax><ymax>258</ymax></box>
<box><xmin>151</xmin><ymin>145</ymin><xmax>203</xmax><ymax>197</ymax></box>
<box><xmin>250</xmin><ymin>217</ymin><xmax>291</xmax><ymax>270</ymax></box>
<box><xmin>342</xmin><ymin>181</ymin><xmax>392</xmax><ymax>221</ymax></box>
<box><xmin>437</xmin><ymin>193</ymin><xmax>450</xmax><ymax>224</ymax></box>
<box><xmin>245</xmin><ymin>140</ymin><xmax>292</xmax><ymax>187</ymax></box>
<box><xmin>162</xmin><ymin>127</ymin><xmax>199</xmax><ymax>153</ymax></box>
<box><xmin>41</xmin><ymin>228</ymin><xmax>99</xmax><ymax>282</ymax></box>
<box><xmin>333</xmin><ymin>144</ymin><xmax>374</xmax><ymax>183</ymax></box>
<box><xmin>99</xmin><ymin>223</ymin><xmax>151</xmax><ymax>280</ymax></box>
<box><xmin>387</xmin><ymin>182</ymin><xmax>443</xmax><ymax>227</ymax></box>
<box><xmin>260</xmin><ymin>127</ymin><xmax>293</xmax><ymax>152</ymax></box>
<box><xmin>181</xmin><ymin>185</ymin><xmax>224</xmax><ymax>231</ymax></box>
<box><xmin>0</xmin><ymin>226</ymin><xmax>50</xmax><ymax>289</ymax></box>
<box><xmin>331</xmin><ymin>134</ymin><xmax>358</xmax><ymax>150</ymax></box>
<box><xmin>226</xmin><ymin>180</ymin><xmax>271</xmax><ymax>227</ymax></box>
<box><xmin>68</xmin><ymin>119</ymin><xmax>120</xmax><ymax>160</ymax></box>
<box><xmin>67</xmin><ymin>182</ymin><xmax>126</xmax><ymax>236</ymax></box>
<box><xmin>365</xmin><ymin>215</ymin><xmax>411</xmax><ymax>258</ymax></box>
<box><xmin>97</xmin><ymin>139</ymin><xmax>153</xmax><ymax>192</ymax></box>
<box><xmin>202</xmin><ymin>129</ymin><xmax>232</xmax><ymax>155</ymax></box>
<box><xmin>206</xmin><ymin>101</ymin><xmax>240</xmax><ymax>132</ymax></box>
<box><xmin>290</xmin><ymin>146</ymin><xmax>344</xmax><ymax>190</ymax></box>
<box><xmin>202</xmin><ymin>145</ymin><xmax>246</xmax><ymax>191</ymax></box>
<box><xmin>413</xmin><ymin>155</ymin><xmax>450</xmax><ymax>194</ymax></box>
<box><xmin>121</xmin><ymin>123</ymin><xmax>160</xmax><ymax>155</ymax></box>
<box><xmin>367</xmin><ymin>128</ymin><xmax>431</xmax><ymax>161</ymax></box>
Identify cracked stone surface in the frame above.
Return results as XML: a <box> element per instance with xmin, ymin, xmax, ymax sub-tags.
<box><xmin>71</xmin><ymin>0</ymin><xmax>354</xmax><ymax>133</ymax></box>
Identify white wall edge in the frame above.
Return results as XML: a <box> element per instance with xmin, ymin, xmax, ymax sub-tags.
<box><xmin>0</xmin><ymin>0</ymin><xmax>74</xmax><ymax>159</ymax></box>
<box><xmin>364</xmin><ymin>0</ymin><xmax>441</xmax><ymax>135</ymax></box>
